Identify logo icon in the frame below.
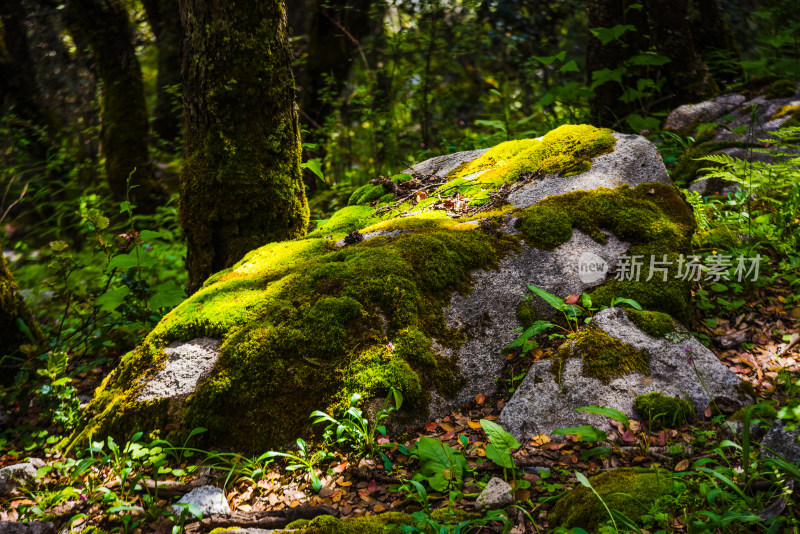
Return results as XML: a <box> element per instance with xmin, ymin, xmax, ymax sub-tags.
<box><xmin>578</xmin><ymin>252</ymin><xmax>608</xmax><ymax>284</ymax></box>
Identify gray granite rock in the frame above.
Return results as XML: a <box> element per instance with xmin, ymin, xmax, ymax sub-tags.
<box><xmin>476</xmin><ymin>477</ymin><xmax>514</xmax><ymax>510</ymax></box>
<box><xmin>761</xmin><ymin>421</ymin><xmax>800</xmax><ymax>463</ymax></box>
<box><xmin>138</xmin><ymin>337</ymin><xmax>220</xmax><ymax>402</ymax></box>
<box><xmin>663</xmin><ymin>94</ymin><xmax>747</xmax><ymax>136</ymax></box>
<box><xmin>499</xmin><ymin>308</ymin><xmax>748</xmax><ymax>441</ymax></box>
<box><xmin>507</xmin><ymin>134</ymin><xmax>670</xmax><ymax>208</ymax></box>
<box><xmin>0</xmin><ymin>460</ymin><xmax>43</xmax><ymax>496</ymax></box>
<box><xmin>172</xmin><ymin>485</ymin><xmax>231</xmax><ymax>518</ymax></box>
<box><xmin>430</xmin><ymin>229</ymin><xmax>628</xmax><ymax>414</ymax></box>
<box><xmin>401</xmin><ymin>149</ymin><xmax>489</xmax><ymax>178</ymax></box>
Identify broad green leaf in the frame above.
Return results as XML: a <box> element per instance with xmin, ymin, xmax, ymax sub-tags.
<box><xmin>559</xmin><ymin>60</ymin><xmax>579</xmax><ymax>73</ymax></box>
<box><xmin>610</xmin><ymin>297</ymin><xmax>642</xmax><ymax>310</ymax></box>
<box><xmin>94</xmin><ymin>286</ymin><xmax>131</xmax><ymax>313</ymax></box>
<box><xmin>301</xmin><ymin>159</ymin><xmax>324</xmax><ymax>181</ymax></box>
<box><xmin>148</xmin><ymin>281</ymin><xmax>186</xmax><ymax>310</ymax></box>
<box><xmin>589</xmin><ymin>24</ymin><xmax>636</xmax><ymax>45</ymax></box>
<box><xmin>575</xmin><ymin>405</ymin><xmax>630</xmax><ymax>426</ymax></box>
<box><xmin>551</xmin><ymin>425</ymin><xmax>607</xmax><ymax>442</ymax></box>
<box><xmin>480</xmin><ymin>419</ymin><xmax>521</xmax><ymax>452</ymax></box>
<box><xmin>575</xmin><ymin>471</ymin><xmax>591</xmax><ymax>488</ymax></box>
<box><xmin>139</xmin><ymin>229</ymin><xmax>166</xmax><ymax>242</ymax></box>
<box><xmin>504</xmin><ymin>320</ymin><xmax>554</xmax><ymax>351</ymax></box>
<box><xmin>485</xmin><ymin>443</ymin><xmax>514</xmax><ymax>469</ymax></box>
<box><xmin>526</xmin><ymin>284</ymin><xmax>566</xmax><ymax>311</ymax></box>
<box><xmin>412</xmin><ymin>436</ymin><xmax>468</xmax><ymax>492</ymax></box>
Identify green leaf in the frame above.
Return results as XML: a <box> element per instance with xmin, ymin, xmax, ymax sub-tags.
<box><xmin>119</xmin><ymin>201</ymin><xmax>132</xmax><ymax>214</ymax></box>
<box><xmin>526</xmin><ymin>284</ymin><xmax>566</xmax><ymax>311</ymax></box>
<box><xmin>575</xmin><ymin>471</ymin><xmax>592</xmax><ymax>488</ymax></box>
<box><xmin>480</xmin><ymin>419</ymin><xmax>521</xmax><ymax>452</ymax></box>
<box><xmin>610</xmin><ymin>297</ymin><xmax>642</xmax><ymax>310</ymax></box>
<box><xmin>532</xmin><ymin>51</ymin><xmax>567</xmax><ymax>65</ymax></box>
<box><xmin>301</xmin><ymin>159</ymin><xmax>324</xmax><ymax>181</ymax></box>
<box><xmin>589</xmin><ymin>24</ymin><xmax>636</xmax><ymax>45</ymax></box>
<box><xmin>148</xmin><ymin>281</ymin><xmax>186</xmax><ymax>310</ymax></box>
<box><xmin>575</xmin><ymin>405</ymin><xmax>630</xmax><ymax>426</ymax></box>
<box><xmin>412</xmin><ymin>436</ymin><xmax>468</xmax><ymax>492</ymax></box>
<box><xmin>504</xmin><ymin>320</ymin><xmax>555</xmax><ymax>351</ymax></box>
<box><xmin>15</xmin><ymin>318</ymin><xmax>36</xmax><ymax>342</ymax></box>
<box><xmin>94</xmin><ymin>286</ymin><xmax>131</xmax><ymax>313</ymax></box>
<box><xmin>106</xmin><ymin>252</ymin><xmax>141</xmax><ymax>273</ymax></box>
<box><xmin>139</xmin><ymin>230</ymin><xmax>166</xmax><ymax>242</ymax></box>
<box><xmin>551</xmin><ymin>425</ymin><xmax>607</xmax><ymax>442</ymax></box>
<box><xmin>628</xmin><ymin>53</ymin><xmax>671</xmax><ymax>66</ymax></box>
<box><xmin>710</xmin><ymin>283</ymin><xmax>728</xmax><ymax>293</ymax></box>
<box><xmin>590</xmin><ymin>68</ymin><xmax>625</xmax><ymax>90</ymax></box>
<box><xmin>558</xmin><ymin>60</ymin><xmax>579</xmax><ymax>73</ymax></box>
<box><xmin>485</xmin><ymin>443</ymin><xmax>514</xmax><ymax>469</ymax></box>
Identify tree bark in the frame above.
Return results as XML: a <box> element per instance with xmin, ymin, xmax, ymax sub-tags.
<box><xmin>0</xmin><ymin>245</ymin><xmax>42</xmax><ymax>379</ymax></box>
<box><xmin>178</xmin><ymin>0</ymin><xmax>310</xmax><ymax>294</ymax></box>
<box><xmin>586</xmin><ymin>0</ymin><xmax>649</xmax><ymax>128</ymax></box>
<box><xmin>67</xmin><ymin>0</ymin><xmax>164</xmax><ymax>209</ymax></box>
<box><xmin>646</xmin><ymin>0</ymin><xmax>717</xmax><ymax>108</ymax></box>
<box><xmin>0</xmin><ymin>0</ymin><xmax>46</xmax><ymax>124</ymax></box>
<box><xmin>142</xmin><ymin>0</ymin><xmax>182</xmax><ymax>145</ymax></box>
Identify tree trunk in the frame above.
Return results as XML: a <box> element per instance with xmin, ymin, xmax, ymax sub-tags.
<box><xmin>688</xmin><ymin>0</ymin><xmax>742</xmax><ymax>83</ymax></box>
<box><xmin>586</xmin><ymin>0</ymin><xmax>649</xmax><ymax>128</ymax></box>
<box><xmin>0</xmin><ymin>0</ymin><xmax>47</xmax><ymax>124</ymax></box>
<box><xmin>0</xmin><ymin>245</ymin><xmax>42</xmax><ymax>378</ymax></box>
<box><xmin>179</xmin><ymin>0</ymin><xmax>310</xmax><ymax>294</ymax></box>
<box><xmin>646</xmin><ymin>0</ymin><xmax>717</xmax><ymax>108</ymax></box>
<box><xmin>142</xmin><ymin>0</ymin><xmax>182</xmax><ymax>145</ymax></box>
<box><xmin>67</xmin><ymin>0</ymin><xmax>164</xmax><ymax>209</ymax></box>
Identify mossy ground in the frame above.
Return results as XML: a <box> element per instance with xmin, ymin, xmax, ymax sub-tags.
<box><xmin>71</xmin><ymin>124</ymin><xmax>691</xmax><ymax>454</ymax></box>
<box><xmin>634</xmin><ymin>392</ymin><xmax>694</xmax><ymax>428</ymax></box>
<box><xmin>548</xmin><ymin>468</ymin><xmax>669</xmax><ymax>533</ymax></box>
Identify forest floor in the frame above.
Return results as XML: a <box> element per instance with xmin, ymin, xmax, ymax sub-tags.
<box><xmin>1</xmin><ymin>275</ymin><xmax>799</xmax><ymax>532</ymax></box>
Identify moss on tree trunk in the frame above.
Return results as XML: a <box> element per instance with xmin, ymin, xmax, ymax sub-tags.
<box><xmin>0</xmin><ymin>246</ymin><xmax>42</xmax><ymax>381</ymax></box>
<box><xmin>178</xmin><ymin>0</ymin><xmax>310</xmax><ymax>293</ymax></box>
<box><xmin>68</xmin><ymin>0</ymin><xmax>164</xmax><ymax>209</ymax></box>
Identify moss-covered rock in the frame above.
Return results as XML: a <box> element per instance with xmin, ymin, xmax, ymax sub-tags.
<box><xmin>548</xmin><ymin>468</ymin><xmax>668</xmax><ymax>533</ymax></box>
<box><xmin>70</xmin><ymin>124</ymin><xmax>695</xmax><ymax>454</ymax></box>
<box><xmin>625</xmin><ymin>310</ymin><xmax>676</xmax><ymax>338</ymax></box>
<box><xmin>634</xmin><ymin>392</ymin><xmax>694</xmax><ymax>428</ymax></box>
<box><xmin>283</xmin><ymin>512</ymin><xmax>414</xmax><ymax>533</ymax></box>
<box><xmin>552</xmin><ymin>328</ymin><xmax>649</xmax><ymax>384</ymax></box>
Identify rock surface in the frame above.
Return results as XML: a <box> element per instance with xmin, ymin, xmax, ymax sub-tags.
<box><xmin>761</xmin><ymin>421</ymin><xmax>800</xmax><ymax>463</ymax></box>
<box><xmin>138</xmin><ymin>337</ymin><xmax>220</xmax><ymax>402</ymax></box>
<box><xmin>476</xmin><ymin>477</ymin><xmax>514</xmax><ymax>510</ymax></box>
<box><xmin>499</xmin><ymin>308</ymin><xmax>748</xmax><ymax>441</ymax></box>
<box><xmin>172</xmin><ymin>485</ymin><xmax>231</xmax><ymax>518</ymax></box>
<box><xmin>0</xmin><ymin>459</ymin><xmax>43</xmax><ymax>496</ymax></box>
<box><xmin>0</xmin><ymin>522</ymin><xmax>55</xmax><ymax>534</ymax></box>
<box><xmin>72</xmin><ymin>124</ymin><xmax>710</xmax><ymax>453</ymax></box>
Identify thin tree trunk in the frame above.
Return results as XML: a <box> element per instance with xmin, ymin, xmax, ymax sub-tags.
<box><xmin>0</xmin><ymin>245</ymin><xmax>43</xmax><ymax>381</ymax></box>
<box><xmin>178</xmin><ymin>0</ymin><xmax>310</xmax><ymax>294</ymax></box>
<box><xmin>142</xmin><ymin>0</ymin><xmax>182</xmax><ymax>145</ymax></box>
<box><xmin>67</xmin><ymin>0</ymin><xmax>164</xmax><ymax>209</ymax></box>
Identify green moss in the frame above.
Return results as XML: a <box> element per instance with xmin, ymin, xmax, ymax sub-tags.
<box><xmin>349</xmin><ymin>183</ymin><xmax>390</xmax><ymax>206</ymax></box>
<box><xmin>518</xmin><ymin>183</ymin><xmax>695</xmax><ymax>323</ymax></box>
<box><xmin>283</xmin><ymin>512</ymin><xmax>414</xmax><ymax>533</ymax></box>
<box><xmin>553</xmin><ymin>328</ymin><xmax>648</xmax><ymax>384</ymax></box>
<box><xmin>71</xmin><ymin>215</ymin><xmax>515</xmax><ymax>453</ymax></box>
<box><xmin>449</xmin><ymin>138</ymin><xmax>540</xmax><ymax>178</ymax></box>
<box><xmin>548</xmin><ymin>468</ymin><xmax>667</xmax><ymax>533</ymax></box>
<box><xmin>438</xmin><ymin>125</ymin><xmax>616</xmax><ymax>205</ymax></box>
<box><xmin>634</xmin><ymin>392</ymin><xmax>693</xmax><ymax>428</ymax></box>
<box><xmin>699</xmin><ymin>227</ymin><xmax>740</xmax><ymax>250</ymax></box>
<box><xmin>516</xmin><ymin>300</ymin><xmax>539</xmax><ymax>329</ymax></box>
<box><xmin>728</xmin><ymin>402</ymin><xmax>778</xmax><ymax>423</ymax></box>
<box><xmin>765</xmin><ymin>79</ymin><xmax>798</xmax><ymax>99</ymax></box>
<box><xmin>308</xmin><ymin>205</ymin><xmax>380</xmax><ymax>237</ymax></box>
<box><xmin>772</xmin><ymin>104</ymin><xmax>800</xmax><ymax>128</ymax></box>
<box><xmin>626</xmin><ymin>310</ymin><xmax>676</xmax><ymax>338</ymax></box>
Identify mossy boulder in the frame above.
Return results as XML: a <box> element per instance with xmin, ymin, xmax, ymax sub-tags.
<box><xmin>634</xmin><ymin>392</ymin><xmax>694</xmax><ymax>428</ymax></box>
<box><xmin>71</xmin><ymin>125</ymin><xmax>698</xmax><ymax>453</ymax></box>
<box><xmin>663</xmin><ymin>81</ymin><xmax>800</xmax><ymax>189</ymax></box>
<box><xmin>548</xmin><ymin>468</ymin><xmax>669</xmax><ymax>533</ymax></box>
<box><xmin>499</xmin><ymin>308</ymin><xmax>747</xmax><ymax>441</ymax></box>
<box><xmin>282</xmin><ymin>512</ymin><xmax>414</xmax><ymax>533</ymax></box>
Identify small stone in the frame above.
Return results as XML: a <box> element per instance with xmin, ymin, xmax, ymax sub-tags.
<box><xmin>171</xmin><ymin>485</ymin><xmax>231</xmax><ymax>519</ymax></box>
<box><xmin>761</xmin><ymin>422</ymin><xmax>800</xmax><ymax>463</ymax></box>
<box><xmin>0</xmin><ymin>522</ymin><xmax>55</xmax><ymax>534</ymax></box>
<box><xmin>0</xmin><ymin>461</ymin><xmax>41</xmax><ymax>496</ymax></box>
<box><xmin>476</xmin><ymin>477</ymin><xmax>514</xmax><ymax>510</ymax></box>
